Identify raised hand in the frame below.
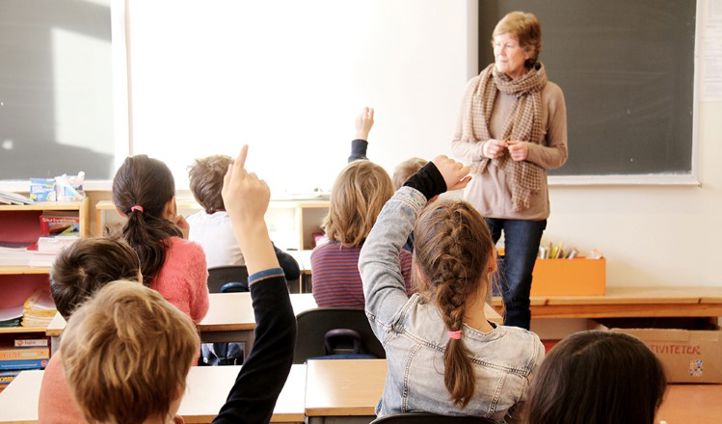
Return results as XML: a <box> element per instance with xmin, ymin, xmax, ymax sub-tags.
<box><xmin>222</xmin><ymin>145</ymin><xmax>270</xmax><ymax>226</ymax></box>
<box><xmin>221</xmin><ymin>145</ymin><xmax>278</xmax><ymax>274</ymax></box>
<box><xmin>431</xmin><ymin>155</ymin><xmax>472</xmax><ymax>191</ymax></box>
<box><xmin>355</xmin><ymin>107</ymin><xmax>375</xmax><ymax>140</ymax></box>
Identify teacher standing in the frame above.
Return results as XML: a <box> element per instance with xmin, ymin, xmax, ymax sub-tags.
<box><xmin>451</xmin><ymin>11</ymin><xmax>567</xmax><ymax>330</ymax></box>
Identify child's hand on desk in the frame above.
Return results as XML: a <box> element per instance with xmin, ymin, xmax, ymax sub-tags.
<box><xmin>354</xmin><ymin>106</ymin><xmax>375</xmax><ymax>140</ymax></box>
<box><xmin>222</xmin><ymin>145</ymin><xmax>270</xmax><ymax>225</ymax></box>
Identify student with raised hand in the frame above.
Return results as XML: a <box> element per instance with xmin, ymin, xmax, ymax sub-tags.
<box><xmin>213</xmin><ymin>145</ymin><xmax>297</xmax><ymax>423</ymax></box>
<box><xmin>39</xmin><ymin>238</ymin><xmax>142</xmax><ymax>423</ymax></box>
<box><xmin>112</xmin><ymin>155</ymin><xmax>209</xmax><ymax>322</ymax></box>
<box><xmin>525</xmin><ymin>330</ymin><xmax>666</xmax><ymax>424</ymax></box>
<box><xmin>359</xmin><ymin>156</ymin><xmax>545</xmax><ymax>421</ymax></box>
<box><xmin>59</xmin><ymin>146</ymin><xmax>296</xmax><ymax>424</ymax></box>
<box><xmin>311</xmin><ymin>107</ymin><xmax>414</xmax><ymax>308</ymax></box>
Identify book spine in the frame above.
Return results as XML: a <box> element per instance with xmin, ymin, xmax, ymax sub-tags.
<box><xmin>0</xmin><ymin>347</ymin><xmax>50</xmax><ymax>360</ymax></box>
<box><xmin>0</xmin><ymin>358</ymin><xmax>48</xmax><ymax>370</ymax></box>
<box><xmin>14</xmin><ymin>338</ymin><xmax>48</xmax><ymax>347</ymax></box>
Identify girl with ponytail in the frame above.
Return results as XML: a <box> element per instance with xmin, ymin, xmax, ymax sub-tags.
<box><xmin>112</xmin><ymin>155</ymin><xmax>209</xmax><ymax>323</ymax></box>
<box><xmin>360</xmin><ymin>155</ymin><xmax>544</xmax><ymax>421</ymax></box>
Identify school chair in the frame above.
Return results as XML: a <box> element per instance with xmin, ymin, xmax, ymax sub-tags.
<box><xmin>207</xmin><ymin>265</ymin><xmax>249</xmax><ymax>293</ymax></box>
<box><xmin>371</xmin><ymin>413</ymin><xmax>496</xmax><ymax>423</ymax></box>
<box><xmin>293</xmin><ymin>308</ymin><xmax>385</xmax><ymax>363</ymax></box>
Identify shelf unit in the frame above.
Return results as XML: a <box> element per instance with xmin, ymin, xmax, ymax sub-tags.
<box><xmin>95</xmin><ymin>198</ymin><xmax>330</xmax><ymax>250</ymax></box>
<box><xmin>0</xmin><ymin>198</ymin><xmax>90</xmax><ymax>338</ymax></box>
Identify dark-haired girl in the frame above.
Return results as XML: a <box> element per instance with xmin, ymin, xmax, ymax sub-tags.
<box><xmin>112</xmin><ymin>155</ymin><xmax>209</xmax><ymax>322</ymax></box>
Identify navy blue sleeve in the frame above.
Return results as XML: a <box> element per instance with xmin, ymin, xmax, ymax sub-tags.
<box><xmin>212</xmin><ymin>272</ymin><xmax>296</xmax><ymax>424</ymax></box>
<box><xmin>403</xmin><ymin>161</ymin><xmax>447</xmax><ymax>200</ymax></box>
<box><xmin>348</xmin><ymin>139</ymin><xmax>369</xmax><ymax>162</ymax></box>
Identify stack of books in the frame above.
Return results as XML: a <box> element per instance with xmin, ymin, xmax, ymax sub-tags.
<box><xmin>0</xmin><ymin>338</ymin><xmax>49</xmax><ymax>391</ymax></box>
<box><xmin>28</xmin><ymin>236</ymin><xmax>79</xmax><ymax>267</ymax></box>
<box><xmin>21</xmin><ymin>290</ymin><xmax>57</xmax><ymax>328</ymax></box>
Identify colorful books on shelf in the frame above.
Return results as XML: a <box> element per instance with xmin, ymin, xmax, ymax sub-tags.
<box><xmin>0</xmin><ymin>358</ymin><xmax>49</xmax><ymax>371</ymax></box>
<box><xmin>21</xmin><ymin>290</ymin><xmax>57</xmax><ymax>328</ymax></box>
<box><xmin>39</xmin><ymin>211</ymin><xmax>80</xmax><ymax>236</ymax></box>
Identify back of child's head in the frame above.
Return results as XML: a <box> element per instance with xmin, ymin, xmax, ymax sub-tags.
<box><xmin>323</xmin><ymin>160</ymin><xmax>394</xmax><ymax>247</ymax></box>
<box><xmin>112</xmin><ymin>155</ymin><xmax>182</xmax><ymax>286</ymax></box>
<box><xmin>50</xmin><ymin>238</ymin><xmax>141</xmax><ymax>320</ymax></box>
<box><xmin>392</xmin><ymin>157</ymin><xmax>428</xmax><ymax>190</ymax></box>
<box><xmin>188</xmin><ymin>154</ymin><xmax>232</xmax><ymax>214</ymax></box>
<box><xmin>412</xmin><ymin>199</ymin><xmax>495</xmax><ymax>408</ymax></box>
<box><xmin>525</xmin><ymin>330</ymin><xmax>666</xmax><ymax>424</ymax></box>
<box><xmin>61</xmin><ymin>280</ymin><xmax>199</xmax><ymax>424</ymax></box>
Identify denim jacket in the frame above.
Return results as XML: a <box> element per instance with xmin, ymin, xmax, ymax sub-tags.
<box><xmin>359</xmin><ymin>187</ymin><xmax>545</xmax><ymax>423</ymax></box>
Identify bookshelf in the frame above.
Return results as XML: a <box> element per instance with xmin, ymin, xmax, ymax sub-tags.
<box><xmin>0</xmin><ymin>198</ymin><xmax>89</xmax><ymax>346</ymax></box>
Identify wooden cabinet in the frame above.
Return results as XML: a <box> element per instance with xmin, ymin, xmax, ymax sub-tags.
<box><xmin>94</xmin><ymin>198</ymin><xmax>329</xmax><ymax>250</ymax></box>
<box><xmin>0</xmin><ymin>198</ymin><xmax>90</xmax><ymax>336</ymax></box>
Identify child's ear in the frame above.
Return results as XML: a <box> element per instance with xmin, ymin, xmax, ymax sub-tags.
<box><xmin>163</xmin><ymin>196</ymin><xmax>178</xmax><ymax>220</ymax></box>
<box><xmin>486</xmin><ymin>254</ymin><xmax>497</xmax><ymax>273</ymax></box>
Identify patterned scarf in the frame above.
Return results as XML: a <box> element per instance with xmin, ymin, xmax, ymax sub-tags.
<box><xmin>461</xmin><ymin>63</ymin><xmax>548</xmax><ymax>211</ymax></box>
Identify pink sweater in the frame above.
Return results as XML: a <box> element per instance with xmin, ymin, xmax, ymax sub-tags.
<box><xmin>38</xmin><ymin>351</ymin><xmax>85</xmax><ymax>424</ymax></box>
<box><xmin>151</xmin><ymin>237</ymin><xmax>210</xmax><ymax>323</ymax></box>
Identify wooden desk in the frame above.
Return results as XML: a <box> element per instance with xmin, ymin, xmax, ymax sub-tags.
<box><xmin>47</xmin><ymin>293</ymin><xmax>319</xmax><ymax>357</ymax></box>
<box><xmin>491</xmin><ymin>286</ymin><xmax>722</xmax><ymax>319</ymax></box>
<box><xmin>180</xmin><ymin>364</ymin><xmax>306</xmax><ymax>423</ymax></box>
<box><xmin>0</xmin><ymin>370</ymin><xmax>42</xmax><ymax>424</ymax></box>
<box><xmin>656</xmin><ymin>384</ymin><xmax>722</xmax><ymax>423</ymax></box>
<box><xmin>0</xmin><ymin>365</ymin><xmax>306</xmax><ymax>423</ymax></box>
<box><xmin>304</xmin><ymin>359</ymin><xmax>386</xmax><ymax>424</ymax></box>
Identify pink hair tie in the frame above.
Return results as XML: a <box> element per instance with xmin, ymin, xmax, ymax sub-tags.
<box><xmin>448</xmin><ymin>330</ymin><xmax>462</xmax><ymax>340</ymax></box>
<box><xmin>130</xmin><ymin>205</ymin><xmax>144</xmax><ymax>213</ymax></box>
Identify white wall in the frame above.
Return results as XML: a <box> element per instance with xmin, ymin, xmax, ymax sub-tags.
<box><xmin>126</xmin><ymin>1</ymin><xmax>722</xmax><ymax>289</ymax></box>
<box><xmin>127</xmin><ymin>0</ymin><xmax>475</xmax><ymax>195</ymax></box>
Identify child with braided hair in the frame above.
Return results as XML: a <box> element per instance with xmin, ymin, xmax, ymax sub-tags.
<box><xmin>359</xmin><ymin>155</ymin><xmax>544</xmax><ymax>422</ymax></box>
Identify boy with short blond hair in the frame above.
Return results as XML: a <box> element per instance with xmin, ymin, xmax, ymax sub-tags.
<box><xmin>61</xmin><ymin>281</ymin><xmax>199</xmax><ymax>423</ymax></box>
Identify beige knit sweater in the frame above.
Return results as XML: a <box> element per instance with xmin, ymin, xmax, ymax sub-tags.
<box><xmin>451</xmin><ymin>77</ymin><xmax>568</xmax><ymax>220</ymax></box>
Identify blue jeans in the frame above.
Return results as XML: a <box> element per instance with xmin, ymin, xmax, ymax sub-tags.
<box><xmin>485</xmin><ymin>218</ymin><xmax>546</xmax><ymax>330</ymax></box>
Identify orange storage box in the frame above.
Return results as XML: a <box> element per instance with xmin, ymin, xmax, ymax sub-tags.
<box><xmin>530</xmin><ymin>257</ymin><xmax>606</xmax><ymax>296</ymax></box>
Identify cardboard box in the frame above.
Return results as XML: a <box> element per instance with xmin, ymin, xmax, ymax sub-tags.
<box><xmin>530</xmin><ymin>257</ymin><xmax>606</xmax><ymax>296</ymax></box>
<box><xmin>595</xmin><ymin>320</ymin><xmax>722</xmax><ymax>383</ymax></box>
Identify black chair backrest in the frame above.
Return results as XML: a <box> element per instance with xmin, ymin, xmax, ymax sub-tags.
<box><xmin>293</xmin><ymin>308</ymin><xmax>385</xmax><ymax>364</ymax></box>
<box><xmin>371</xmin><ymin>413</ymin><xmax>497</xmax><ymax>424</ymax></box>
<box><xmin>207</xmin><ymin>265</ymin><xmax>249</xmax><ymax>293</ymax></box>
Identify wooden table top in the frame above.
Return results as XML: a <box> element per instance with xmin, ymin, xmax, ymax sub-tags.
<box><xmin>0</xmin><ymin>370</ymin><xmax>42</xmax><ymax>423</ymax></box>
<box><xmin>304</xmin><ymin>359</ymin><xmax>386</xmax><ymax>417</ymax></box>
<box><xmin>656</xmin><ymin>383</ymin><xmax>722</xmax><ymax>423</ymax></box>
<box><xmin>179</xmin><ymin>364</ymin><xmax>306</xmax><ymax>423</ymax></box>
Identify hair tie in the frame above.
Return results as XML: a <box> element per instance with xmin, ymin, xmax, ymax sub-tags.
<box><xmin>130</xmin><ymin>205</ymin><xmax>144</xmax><ymax>213</ymax></box>
<box><xmin>448</xmin><ymin>330</ymin><xmax>462</xmax><ymax>340</ymax></box>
